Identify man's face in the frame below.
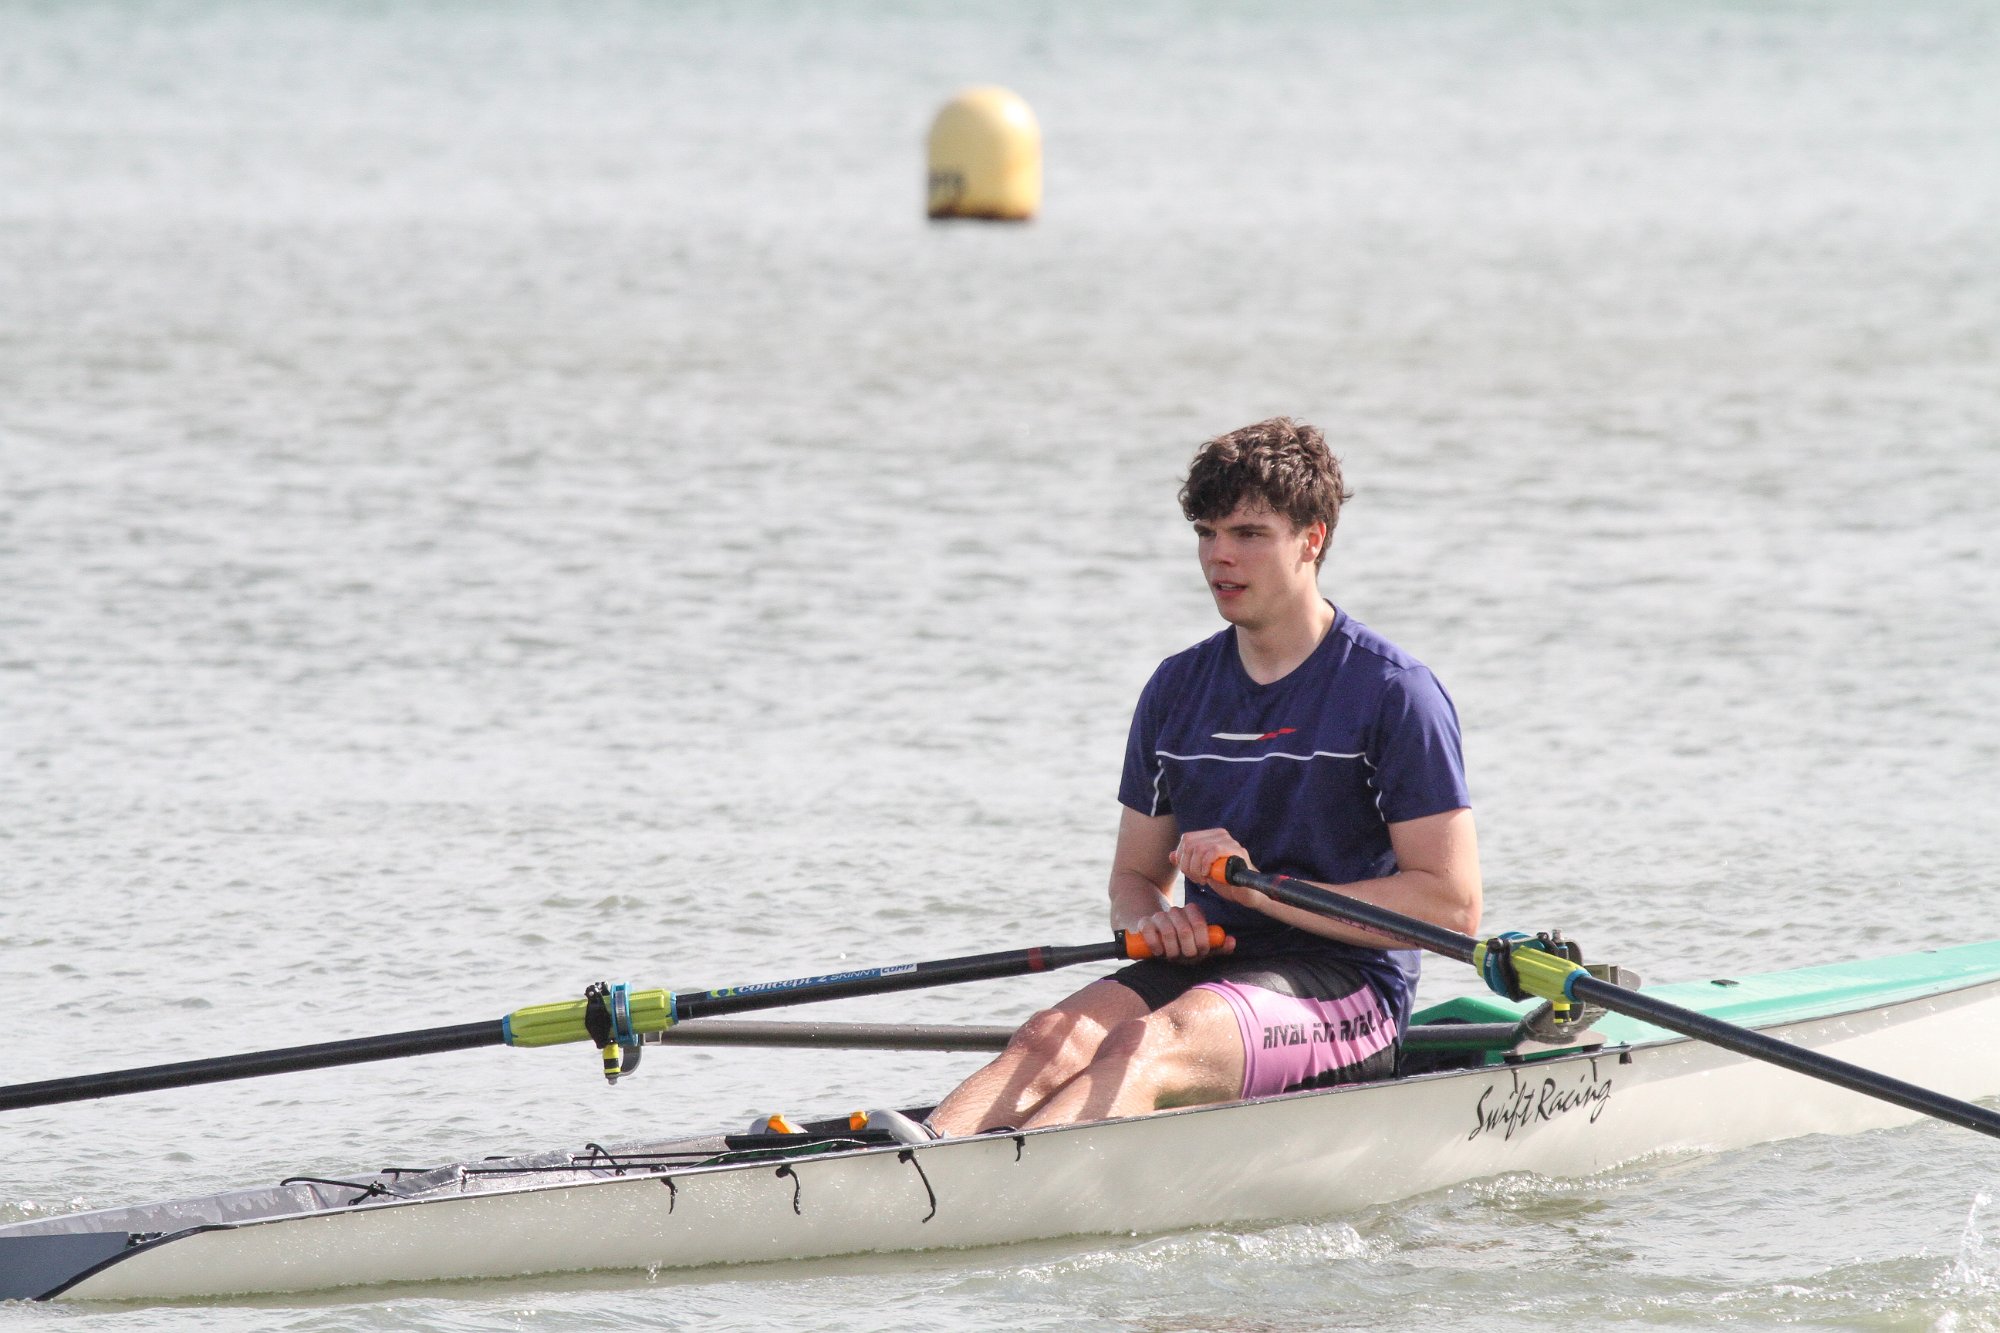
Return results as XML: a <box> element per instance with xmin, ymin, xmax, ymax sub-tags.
<box><xmin>1193</xmin><ymin>501</ymin><xmax>1325</xmax><ymax>629</ymax></box>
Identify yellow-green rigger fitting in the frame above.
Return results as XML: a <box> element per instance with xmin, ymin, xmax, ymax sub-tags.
<box><xmin>1473</xmin><ymin>932</ymin><xmax>1589</xmax><ymax>1018</ymax></box>
<box><xmin>502</xmin><ymin>988</ymin><xmax>676</xmax><ymax>1048</ymax></box>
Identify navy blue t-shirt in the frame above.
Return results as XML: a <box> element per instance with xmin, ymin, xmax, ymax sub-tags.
<box><xmin>1115</xmin><ymin>607</ymin><xmax>1471</xmax><ymax>1019</ymax></box>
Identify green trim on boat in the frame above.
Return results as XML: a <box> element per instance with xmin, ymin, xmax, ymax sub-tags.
<box><xmin>1408</xmin><ymin>994</ymin><xmax>1526</xmax><ymax>1028</ymax></box>
<box><xmin>1406</xmin><ymin>941</ymin><xmax>2000</xmax><ymax>1054</ymax></box>
<box><xmin>1584</xmin><ymin>940</ymin><xmax>2000</xmax><ymax>1045</ymax></box>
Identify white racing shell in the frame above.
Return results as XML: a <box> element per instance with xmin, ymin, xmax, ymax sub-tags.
<box><xmin>6</xmin><ymin>941</ymin><xmax>2000</xmax><ymax>1303</ymax></box>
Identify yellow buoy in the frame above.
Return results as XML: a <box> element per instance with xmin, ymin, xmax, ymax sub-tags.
<box><xmin>926</xmin><ymin>86</ymin><xmax>1041</xmax><ymax>222</ymax></box>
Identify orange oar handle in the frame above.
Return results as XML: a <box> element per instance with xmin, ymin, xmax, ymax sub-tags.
<box><xmin>1208</xmin><ymin>855</ymin><xmax>1240</xmax><ymax>886</ymax></box>
<box><xmin>1122</xmin><ymin>926</ymin><xmax>1227</xmax><ymax>960</ymax></box>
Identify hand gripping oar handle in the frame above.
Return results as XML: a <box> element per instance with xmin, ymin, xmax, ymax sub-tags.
<box><xmin>1207</xmin><ymin>856</ymin><xmax>2000</xmax><ymax>1143</ymax></box>
<box><xmin>0</xmin><ymin>929</ymin><xmax>1219</xmax><ymax>1113</ymax></box>
<box><xmin>1126</xmin><ymin>925</ymin><xmax>1227</xmax><ymax>961</ymax></box>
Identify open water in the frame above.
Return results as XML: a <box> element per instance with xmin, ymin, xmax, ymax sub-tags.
<box><xmin>3</xmin><ymin>2</ymin><xmax>1998</xmax><ymax>1328</ymax></box>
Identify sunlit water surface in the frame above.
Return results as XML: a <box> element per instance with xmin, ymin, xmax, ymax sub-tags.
<box><xmin>3</xmin><ymin>2</ymin><xmax>1998</xmax><ymax>1328</ymax></box>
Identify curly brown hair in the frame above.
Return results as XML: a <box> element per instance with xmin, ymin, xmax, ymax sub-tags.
<box><xmin>1177</xmin><ymin>418</ymin><xmax>1353</xmax><ymax>569</ymax></box>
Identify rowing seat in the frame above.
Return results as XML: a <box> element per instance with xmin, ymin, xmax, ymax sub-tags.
<box><xmin>1399</xmin><ymin>995</ymin><xmax>1615</xmax><ymax>1075</ymax></box>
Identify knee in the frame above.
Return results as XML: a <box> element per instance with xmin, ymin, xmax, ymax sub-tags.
<box><xmin>1008</xmin><ymin>1008</ymin><xmax>1104</xmax><ymax>1069</ymax></box>
<box><xmin>1094</xmin><ymin>1012</ymin><xmax>1182</xmax><ymax>1067</ymax></box>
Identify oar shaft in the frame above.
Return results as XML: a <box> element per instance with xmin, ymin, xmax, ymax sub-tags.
<box><xmin>672</xmin><ymin>938</ymin><xmax>1135</xmax><ymax>1021</ymax></box>
<box><xmin>1213</xmin><ymin>858</ymin><xmax>2000</xmax><ymax>1143</ymax></box>
<box><xmin>1221</xmin><ymin>862</ymin><xmax>1480</xmax><ymax>962</ymax></box>
<box><xmin>0</xmin><ymin>929</ymin><xmax>1206</xmax><ymax>1112</ymax></box>
<box><xmin>1566</xmin><ymin>973</ymin><xmax>2000</xmax><ymax>1140</ymax></box>
<box><xmin>651</xmin><ymin>1020</ymin><xmax>1016</xmax><ymax>1051</ymax></box>
<box><xmin>0</xmin><ymin>1021</ymin><xmax>501</xmax><ymax>1113</ymax></box>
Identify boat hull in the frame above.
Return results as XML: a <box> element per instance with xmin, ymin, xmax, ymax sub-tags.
<box><xmin>14</xmin><ymin>944</ymin><xmax>2000</xmax><ymax>1302</ymax></box>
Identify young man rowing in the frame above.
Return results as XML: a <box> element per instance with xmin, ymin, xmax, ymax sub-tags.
<box><xmin>925</xmin><ymin>418</ymin><xmax>1480</xmax><ymax>1134</ymax></box>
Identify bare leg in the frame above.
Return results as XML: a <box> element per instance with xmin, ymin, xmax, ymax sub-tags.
<box><xmin>1020</xmin><ymin>987</ymin><xmax>1244</xmax><ymax>1128</ymax></box>
<box><xmin>927</xmin><ymin>980</ymin><xmax>1148</xmax><ymax>1135</ymax></box>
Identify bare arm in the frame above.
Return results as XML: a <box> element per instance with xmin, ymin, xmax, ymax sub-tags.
<box><xmin>1173</xmin><ymin>807</ymin><xmax>1482</xmax><ymax>948</ymax></box>
<box><xmin>1108</xmin><ymin>805</ymin><xmax>1236</xmax><ymax>960</ymax></box>
<box><xmin>1107</xmin><ymin>806</ymin><xmax>1176</xmax><ymax>929</ymax></box>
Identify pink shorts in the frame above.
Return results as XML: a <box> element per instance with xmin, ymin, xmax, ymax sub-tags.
<box><xmin>1109</xmin><ymin>956</ymin><xmax>1399</xmax><ymax>1098</ymax></box>
<box><xmin>1197</xmin><ymin>977</ymin><xmax>1396</xmax><ymax>1098</ymax></box>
